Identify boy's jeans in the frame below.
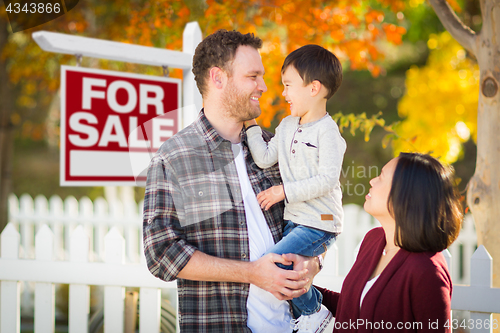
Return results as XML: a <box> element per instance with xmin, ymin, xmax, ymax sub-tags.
<box><xmin>264</xmin><ymin>220</ymin><xmax>337</xmax><ymax>317</ymax></box>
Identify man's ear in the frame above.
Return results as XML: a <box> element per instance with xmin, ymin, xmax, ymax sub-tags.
<box><xmin>209</xmin><ymin>67</ymin><xmax>226</xmax><ymax>89</ymax></box>
<box><xmin>310</xmin><ymin>80</ymin><xmax>323</xmax><ymax>97</ymax></box>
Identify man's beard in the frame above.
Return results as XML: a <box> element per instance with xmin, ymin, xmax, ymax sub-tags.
<box><xmin>221</xmin><ymin>79</ymin><xmax>261</xmax><ymax>122</ymax></box>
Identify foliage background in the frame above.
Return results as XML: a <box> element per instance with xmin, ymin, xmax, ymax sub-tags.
<box><xmin>1</xmin><ymin>0</ymin><xmax>481</xmax><ymax>206</ymax></box>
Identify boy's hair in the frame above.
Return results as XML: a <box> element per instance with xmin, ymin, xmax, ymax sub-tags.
<box><xmin>192</xmin><ymin>29</ymin><xmax>263</xmax><ymax>97</ymax></box>
<box><xmin>281</xmin><ymin>44</ymin><xmax>342</xmax><ymax>100</ymax></box>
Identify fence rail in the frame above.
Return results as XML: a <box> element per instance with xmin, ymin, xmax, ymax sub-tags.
<box><xmin>1</xmin><ymin>193</ymin><xmax>498</xmax><ymax>333</ymax></box>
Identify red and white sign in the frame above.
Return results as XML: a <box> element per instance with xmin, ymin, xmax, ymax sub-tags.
<box><xmin>60</xmin><ymin>66</ymin><xmax>181</xmax><ymax>186</ymax></box>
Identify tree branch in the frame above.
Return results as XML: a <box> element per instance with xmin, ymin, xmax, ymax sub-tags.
<box><xmin>428</xmin><ymin>0</ymin><xmax>477</xmax><ymax>56</ymax></box>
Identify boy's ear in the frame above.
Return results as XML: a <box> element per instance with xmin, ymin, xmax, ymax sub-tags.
<box><xmin>209</xmin><ymin>67</ymin><xmax>227</xmax><ymax>89</ymax></box>
<box><xmin>310</xmin><ymin>80</ymin><xmax>323</xmax><ymax>97</ymax></box>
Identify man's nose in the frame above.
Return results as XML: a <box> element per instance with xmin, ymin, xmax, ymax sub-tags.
<box><xmin>258</xmin><ymin>78</ymin><xmax>267</xmax><ymax>93</ymax></box>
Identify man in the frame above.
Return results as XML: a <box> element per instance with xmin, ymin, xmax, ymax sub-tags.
<box><xmin>143</xmin><ymin>29</ymin><xmax>320</xmax><ymax>332</ymax></box>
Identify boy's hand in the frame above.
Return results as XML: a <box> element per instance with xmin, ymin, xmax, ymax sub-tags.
<box><xmin>244</xmin><ymin>119</ymin><xmax>258</xmax><ymax>128</ymax></box>
<box><xmin>257</xmin><ymin>185</ymin><xmax>285</xmax><ymax>210</ymax></box>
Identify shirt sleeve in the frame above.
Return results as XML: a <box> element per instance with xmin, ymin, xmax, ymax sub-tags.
<box><xmin>245</xmin><ymin>125</ymin><xmax>279</xmax><ymax>169</ymax></box>
<box><xmin>410</xmin><ymin>259</ymin><xmax>452</xmax><ymax>333</ymax></box>
<box><xmin>315</xmin><ymin>285</ymin><xmax>341</xmax><ymax>316</ymax></box>
<box><xmin>284</xmin><ymin>124</ymin><xmax>346</xmax><ymax>203</ymax></box>
<box><xmin>143</xmin><ymin>154</ymin><xmax>197</xmax><ymax>282</ymax></box>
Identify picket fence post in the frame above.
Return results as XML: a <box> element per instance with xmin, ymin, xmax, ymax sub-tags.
<box><xmin>470</xmin><ymin>246</ymin><xmax>492</xmax><ymax>333</ymax></box>
<box><xmin>0</xmin><ymin>223</ymin><xmax>21</xmax><ymax>333</ymax></box>
<box><xmin>123</xmin><ymin>199</ymin><xmax>140</xmax><ymax>263</ymax></box>
<box><xmin>442</xmin><ymin>249</ymin><xmax>452</xmax><ymax>275</ymax></box>
<box><xmin>34</xmin><ymin>195</ymin><xmax>49</xmax><ymax>233</ymax></box>
<box><xmin>20</xmin><ymin>194</ymin><xmax>34</xmax><ymax>259</ymax></box>
<box><xmin>68</xmin><ymin>225</ymin><xmax>90</xmax><ymax>333</ymax></box>
<box><xmin>49</xmin><ymin>195</ymin><xmax>65</xmax><ymax>260</ymax></box>
<box><xmin>34</xmin><ymin>225</ymin><xmax>56</xmax><ymax>333</ymax></box>
<box><xmin>8</xmin><ymin>194</ymin><xmax>19</xmax><ymax>225</ymax></box>
<box><xmin>138</xmin><ymin>200</ymin><xmax>146</xmax><ymax>265</ymax></box>
<box><xmin>80</xmin><ymin>197</ymin><xmax>95</xmax><ymax>262</ymax></box>
<box><xmin>104</xmin><ymin>227</ymin><xmax>125</xmax><ymax>333</ymax></box>
<box><xmin>64</xmin><ymin>197</ymin><xmax>79</xmax><ymax>260</ymax></box>
<box><xmin>139</xmin><ymin>287</ymin><xmax>161</xmax><ymax>333</ymax></box>
<box><xmin>95</xmin><ymin>197</ymin><xmax>109</xmax><ymax>262</ymax></box>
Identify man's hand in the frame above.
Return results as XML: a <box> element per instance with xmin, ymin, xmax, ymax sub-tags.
<box><xmin>282</xmin><ymin>253</ymin><xmax>321</xmax><ymax>293</ymax></box>
<box><xmin>257</xmin><ymin>185</ymin><xmax>285</xmax><ymax>210</ymax></box>
<box><xmin>247</xmin><ymin>253</ymin><xmax>310</xmax><ymax>300</ymax></box>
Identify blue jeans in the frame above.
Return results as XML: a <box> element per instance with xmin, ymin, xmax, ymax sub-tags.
<box><xmin>264</xmin><ymin>220</ymin><xmax>337</xmax><ymax>316</ymax></box>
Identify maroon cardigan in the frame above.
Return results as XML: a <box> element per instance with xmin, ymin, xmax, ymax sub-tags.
<box><xmin>317</xmin><ymin>227</ymin><xmax>452</xmax><ymax>333</ymax></box>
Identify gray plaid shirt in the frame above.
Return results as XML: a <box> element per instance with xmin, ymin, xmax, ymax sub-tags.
<box><xmin>143</xmin><ymin>110</ymin><xmax>284</xmax><ymax>332</ymax></box>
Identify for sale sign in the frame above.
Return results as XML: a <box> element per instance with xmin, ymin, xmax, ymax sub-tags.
<box><xmin>60</xmin><ymin>66</ymin><xmax>181</xmax><ymax>186</ymax></box>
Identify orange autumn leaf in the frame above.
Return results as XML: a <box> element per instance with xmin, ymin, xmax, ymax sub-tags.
<box><xmin>383</xmin><ymin>23</ymin><xmax>406</xmax><ymax>45</ymax></box>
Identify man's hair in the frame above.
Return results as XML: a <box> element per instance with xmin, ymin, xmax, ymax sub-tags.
<box><xmin>192</xmin><ymin>29</ymin><xmax>263</xmax><ymax>97</ymax></box>
<box><xmin>281</xmin><ymin>44</ymin><xmax>343</xmax><ymax>100</ymax></box>
<box><xmin>389</xmin><ymin>153</ymin><xmax>462</xmax><ymax>253</ymax></box>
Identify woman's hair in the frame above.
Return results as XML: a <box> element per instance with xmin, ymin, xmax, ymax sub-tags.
<box><xmin>388</xmin><ymin>153</ymin><xmax>462</xmax><ymax>252</ymax></box>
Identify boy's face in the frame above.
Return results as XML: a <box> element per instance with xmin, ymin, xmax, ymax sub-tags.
<box><xmin>281</xmin><ymin>66</ymin><xmax>312</xmax><ymax>118</ymax></box>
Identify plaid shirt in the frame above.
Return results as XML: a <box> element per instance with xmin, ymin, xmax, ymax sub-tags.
<box><xmin>143</xmin><ymin>110</ymin><xmax>285</xmax><ymax>332</ymax></box>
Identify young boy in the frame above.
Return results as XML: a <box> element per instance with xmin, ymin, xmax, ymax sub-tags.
<box><xmin>244</xmin><ymin>44</ymin><xmax>346</xmax><ymax>333</ymax></box>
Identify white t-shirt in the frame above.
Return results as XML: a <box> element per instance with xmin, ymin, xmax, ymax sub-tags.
<box><xmin>232</xmin><ymin>143</ymin><xmax>293</xmax><ymax>332</ymax></box>
<box><xmin>360</xmin><ymin>275</ymin><xmax>380</xmax><ymax>308</ymax></box>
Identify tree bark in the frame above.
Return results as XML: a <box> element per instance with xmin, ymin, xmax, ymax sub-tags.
<box><xmin>0</xmin><ymin>17</ymin><xmax>16</xmax><ymax>234</ymax></box>
<box><xmin>430</xmin><ymin>0</ymin><xmax>500</xmax><ymax>293</ymax></box>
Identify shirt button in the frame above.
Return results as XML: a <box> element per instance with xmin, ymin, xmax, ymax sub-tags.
<box><xmin>241</xmin><ymin>253</ymin><xmax>247</xmax><ymax>259</ymax></box>
<box><xmin>298</xmin><ymin>129</ymin><xmax>302</xmax><ymax>133</ymax></box>
<box><xmin>294</xmin><ymin>140</ymin><xmax>297</xmax><ymax>144</ymax></box>
<box><xmin>198</xmin><ymin>191</ymin><xmax>203</xmax><ymax>196</ymax></box>
<box><xmin>292</xmin><ymin>149</ymin><xmax>295</xmax><ymax>154</ymax></box>
<box><xmin>147</xmin><ymin>218</ymin><xmax>153</xmax><ymax>224</ymax></box>
<box><xmin>240</xmin><ymin>221</ymin><xmax>245</xmax><ymax>225</ymax></box>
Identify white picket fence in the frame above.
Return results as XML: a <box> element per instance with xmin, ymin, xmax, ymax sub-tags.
<box><xmin>0</xmin><ymin>194</ymin><xmax>499</xmax><ymax>333</ymax></box>
<box><xmin>5</xmin><ymin>194</ymin><xmax>478</xmax><ymax>282</ymax></box>
<box><xmin>0</xmin><ymin>223</ymin><xmax>171</xmax><ymax>333</ymax></box>
<box><xmin>7</xmin><ymin>194</ymin><xmax>144</xmax><ymax>264</ymax></box>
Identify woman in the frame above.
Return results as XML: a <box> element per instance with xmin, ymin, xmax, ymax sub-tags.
<box><xmin>317</xmin><ymin>153</ymin><xmax>462</xmax><ymax>332</ymax></box>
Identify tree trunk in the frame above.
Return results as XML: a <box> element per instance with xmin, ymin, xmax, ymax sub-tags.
<box><xmin>0</xmin><ymin>17</ymin><xmax>16</xmax><ymax>234</ymax></box>
<box><xmin>466</xmin><ymin>0</ymin><xmax>500</xmax><ymax>289</ymax></box>
<box><xmin>429</xmin><ymin>1</ymin><xmax>499</xmax><ymax>329</ymax></box>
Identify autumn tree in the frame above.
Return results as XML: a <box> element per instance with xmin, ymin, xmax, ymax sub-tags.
<box><xmin>394</xmin><ymin>31</ymin><xmax>479</xmax><ymax>164</ymax></box>
<box><xmin>0</xmin><ymin>9</ymin><xmax>16</xmax><ymax>239</ymax></box>
<box><xmin>125</xmin><ymin>0</ymin><xmax>407</xmax><ymax>126</ymax></box>
<box><xmin>0</xmin><ymin>0</ymin><xmax>409</xmax><ymax>231</ymax></box>
<box><xmin>0</xmin><ymin>0</ymin><xmax>142</xmax><ymax>231</ymax></box>
<box><xmin>427</xmin><ymin>0</ymin><xmax>500</xmax><ymax>292</ymax></box>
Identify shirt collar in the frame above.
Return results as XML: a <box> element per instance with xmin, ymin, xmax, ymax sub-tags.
<box><xmin>193</xmin><ymin>109</ymin><xmax>247</xmax><ymax>152</ymax></box>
